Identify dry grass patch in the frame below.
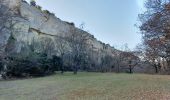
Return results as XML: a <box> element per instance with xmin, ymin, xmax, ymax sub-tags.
<box><xmin>1</xmin><ymin>72</ymin><xmax>170</xmax><ymax>100</ymax></box>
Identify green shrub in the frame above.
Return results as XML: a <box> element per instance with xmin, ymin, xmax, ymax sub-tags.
<box><xmin>1</xmin><ymin>53</ymin><xmax>62</xmax><ymax>78</ymax></box>
<box><xmin>50</xmin><ymin>13</ymin><xmax>55</xmax><ymax>16</ymax></box>
<box><xmin>43</xmin><ymin>10</ymin><xmax>50</xmax><ymax>14</ymax></box>
<box><xmin>36</xmin><ymin>5</ymin><xmax>42</xmax><ymax>11</ymax></box>
<box><xmin>30</xmin><ymin>0</ymin><xmax>36</xmax><ymax>6</ymax></box>
<box><xmin>65</xmin><ymin>22</ymin><xmax>75</xmax><ymax>26</ymax></box>
<box><xmin>43</xmin><ymin>10</ymin><xmax>55</xmax><ymax>16</ymax></box>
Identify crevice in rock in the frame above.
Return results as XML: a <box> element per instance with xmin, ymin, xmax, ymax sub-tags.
<box><xmin>29</xmin><ymin>28</ymin><xmax>58</xmax><ymax>37</ymax></box>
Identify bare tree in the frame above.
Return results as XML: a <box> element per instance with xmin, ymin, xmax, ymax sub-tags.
<box><xmin>100</xmin><ymin>53</ymin><xmax>114</xmax><ymax>72</ymax></box>
<box><xmin>139</xmin><ymin>0</ymin><xmax>170</xmax><ymax>73</ymax></box>
<box><xmin>39</xmin><ymin>37</ymin><xmax>55</xmax><ymax>56</ymax></box>
<box><xmin>113</xmin><ymin>44</ymin><xmax>139</xmax><ymax>73</ymax></box>
<box><xmin>123</xmin><ymin>51</ymin><xmax>139</xmax><ymax>73</ymax></box>
<box><xmin>113</xmin><ymin>44</ymin><xmax>129</xmax><ymax>73</ymax></box>
<box><xmin>113</xmin><ymin>50</ymin><xmax>122</xmax><ymax>73</ymax></box>
<box><xmin>54</xmin><ymin>37</ymin><xmax>69</xmax><ymax>74</ymax></box>
<box><xmin>66</xmin><ymin>27</ymin><xmax>89</xmax><ymax>74</ymax></box>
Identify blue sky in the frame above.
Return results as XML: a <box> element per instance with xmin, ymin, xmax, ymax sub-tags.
<box><xmin>26</xmin><ymin>0</ymin><xmax>146</xmax><ymax>50</ymax></box>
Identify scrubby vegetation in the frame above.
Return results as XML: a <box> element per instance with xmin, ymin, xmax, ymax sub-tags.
<box><xmin>0</xmin><ymin>53</ymin><xmax>63</xmax><ymax>79</ymax></box>
<box><xmin>30</xmin><ymin>0</ymin><xmax>36</xmax><ymax>6</ymax></box>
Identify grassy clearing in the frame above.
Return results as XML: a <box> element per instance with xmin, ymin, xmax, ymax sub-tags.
<box><xmin>0</xmin><ymin>72</ymin><xmax>170</xmax><ymax>100</ymax></box>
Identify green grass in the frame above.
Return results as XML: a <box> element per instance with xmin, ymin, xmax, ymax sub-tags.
<box><xmin>1</xmin><ymin>72</ymin><xmax>170</xmax><ymax>100</ymax></box>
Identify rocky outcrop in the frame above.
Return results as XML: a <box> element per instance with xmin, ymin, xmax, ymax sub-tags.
<box><xmin>1</xmin><ymin>0</ymin><xmax>155</xmax><ymax>74</ymax></box>
<box><xmin>0</xmin><ymin>0</ymin><xmax>117</xmax><ymax>70</ymax></box>
<box><xmin>0</xmin><ymin>0</ymin><xmax>21</xmax><ymax>14</ymax></box>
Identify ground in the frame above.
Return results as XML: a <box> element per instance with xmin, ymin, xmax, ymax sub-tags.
<box><xmin>0</xmin><ymin>72</ymin><xmax>170</xmax><ymax>100</ymax></box>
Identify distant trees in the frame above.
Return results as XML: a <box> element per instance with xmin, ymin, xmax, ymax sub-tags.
<box><xmin>135</xmin><ymin>43</ymin><xmax>161</xmax><ymax>73</ymax></box>
<box><xmin>123</xmin><ymin>51</ymin><xmax>139</xmax><ymax>73</ymax></box>
<box><xmin>113</xmin><ymin>50</ymin><xmax>123</xmax><ymax>73</ymax></box>
<box><xmin>139</xmin><ymin>0</ymin><xmax>170</xmax><ymax>74</ymax></box>
<box><xmin>100</xmin><ymin>54</ymin><xmax>114</xmax><ymax>72</ymax></box>
<box><xmin>112</xmin><ymin>44</ymin><xmax>140</xmax><ymax>73</ymax></box>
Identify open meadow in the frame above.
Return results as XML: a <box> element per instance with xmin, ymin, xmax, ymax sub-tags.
<box><xmin>0</xmin><ymin>72</ymin><xmax>170</xmax><ymax>100</ymax></box>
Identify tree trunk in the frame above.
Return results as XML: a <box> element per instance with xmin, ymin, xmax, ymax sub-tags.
<box><xmin>73</xmin><ymin>65</ymin><xmax>78</xmax><ymax>75</ymax></box>
<box><xmin>60</xmin><ymin>63</ymin><xmax>64</xmax><ymax>74</ymax></box>
<box><xmin>154</xmin><ymin>64</ymin><xmax>158</xmax><ymax>74</ymax></box>
<box><xmin>61</xmin><ymin>69</ymin><xmax>64</xmax><ymax>74</ymax></box>
<box><xmin>116</xmin><ymin>61</ymin><xmax>120</xmax><ymax>73</ymax></box>
<box><xmin>129</xmin><ymin>65</ymin><xmax>133</xmax><ymax>74</ymax></box>
<box><xmin>167</xmin><ymin>59</ymin><xmax>170</xmax><ymax>74</ymax></box>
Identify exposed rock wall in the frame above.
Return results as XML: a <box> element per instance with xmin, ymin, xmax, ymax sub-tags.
<box><xmin>0</xmin><ymin>0</ymin><xmax>116</xmax><ymax>68</ymax></box>
<box><xmin>0</xmin><ymin>0</ymin><xmax>20</xmax><ymax>14</ymax></box>
<box><xmin>0</xmin><ymin>0</ymin><xmax>155</xmax><ymax>74</ymax></box>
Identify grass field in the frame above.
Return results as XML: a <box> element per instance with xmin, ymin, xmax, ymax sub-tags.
<box><xmin>0</xmin><ymin>72</ymin><xmax>170</xmax><ymax>100</ymax></box>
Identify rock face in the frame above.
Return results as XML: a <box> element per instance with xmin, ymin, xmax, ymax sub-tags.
<box><xmin>0</xmin><ymin>0</ymin><xmax>155</xmax><ymax>73</ymax></box>
<box><xmin>0</xmin><ymin>0</ymin><xmax>116</xmax><ymax>70</ymax></box>
<box><xmin>0</xmin><ymin>0</ymin><xmax>20</xmax><ymax>14</ymax></box>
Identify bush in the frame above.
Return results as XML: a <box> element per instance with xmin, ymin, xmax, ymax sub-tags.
<box><xmin>22</xmin><ymin>0</ymin><xmax>28</xmax><ymax>4</ymax></box>
<box><xmin>50</xmin><ymin>13</ymin><xmax>55</xmax><ymax>16</ymax></box>
<box><xmin>30</xmin><ymin>0</ymin><xmax>36</xmax><ymax>6</ymax></box>
<box><xmin>65</xmin><ymin>22</ymin><xmax>75</xmax><ymax>26</ymax></box>
<box><xmin>43</xmin><ymin>10</ymin><xmax>50</xmax><ymax>14</ymax></box>
<box><xmin>36</xmin><ymin>5</ymin><xmax>42</xmax><ymax>11</ymax></box>
<box><xmin>43</xmin><ymin>10</ymin><xmax>55</xmax><ymax>16</ymax></box>
<box><xmin>0</xmin><ymin>53</ymin><xmax>62</xmax><ymax>78</ymax></box>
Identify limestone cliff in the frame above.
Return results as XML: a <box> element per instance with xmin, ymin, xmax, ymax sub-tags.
<box><xmin>0</xmin><ymin>0</ymin><xmax>117</xmax><ymax>71</ymax></box>
<box><xmin>0</xmin><ymin>0</ymin><xmax>155</xmax><ymax>73</ymax></box>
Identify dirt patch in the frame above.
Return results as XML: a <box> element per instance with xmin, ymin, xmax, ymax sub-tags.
<box><xmin>133</xmin><ymin>89</ymin><xmax>170</xmax><ymax>100</ymax></box>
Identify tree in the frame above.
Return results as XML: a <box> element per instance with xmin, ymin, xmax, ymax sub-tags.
<box><xmin>113</xmin><ymin>44</ymin><xmax>139</xmax><ymax>73</ymax></box>
<box><xmin>123</xmin><ymin>51</ymin><xmax>139</xmax><ymax>74</ymax></box>
<box><xmin>113</xmin><ymin>44</ymin><xmax>130</xmax><ymax>73</ymax></box>
<box><xmin>55</xmin><ymin>36</ymin><xmax>69</xmax><ymax>74</ymax></box>
<box><xmin>40</xmin><ymin>37</ymin><xmax>55</xmax><ymax>56</ymax></box>
<box><xmin>100</xmin><ymin>54</ymin><xmax>114</xmax><ymax>72</ymax></box>
<box><xmin>135</xmin><ymin>43</ymin><xmax>161</xmax><ymax>73</ymax></box>
<box><xmin>113</xmin><ymin>50</ymin><xmax>123</xmax><ymax>73</ymax></box>
<box><xmin>66</xmin><ymin>27</ymin><xmax>89</xmax><ymax>74</ymax></box>
<box><xmin>139</xmin><ymin>0</ymin><xmax>170</xmax><ymax>73</ymax></box>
